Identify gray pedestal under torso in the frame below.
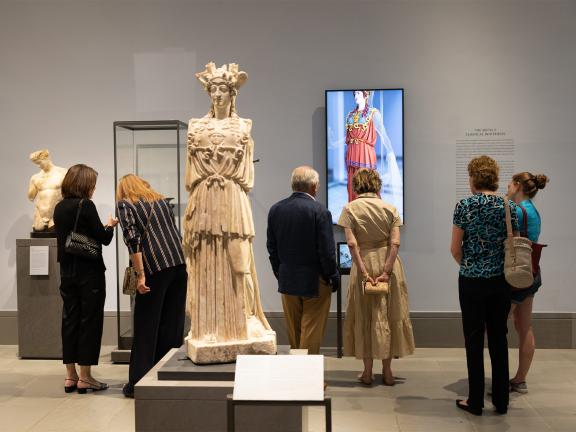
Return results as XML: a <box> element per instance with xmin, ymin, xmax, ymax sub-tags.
<box><xmin>16</xmin><ymin>238</ymin><xmax>62</xmax><ymax>359</ymax></box>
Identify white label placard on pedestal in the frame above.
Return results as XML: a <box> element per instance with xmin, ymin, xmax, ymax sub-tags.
<box><xmin>233</xmin><ymin>355</ymin><xmax>324</xmax><ymax>401</ymax></box>
<box><xmin>30</xmin><ymin>246</ymin><xmax>49</xmax><ymax>276</ymax></box>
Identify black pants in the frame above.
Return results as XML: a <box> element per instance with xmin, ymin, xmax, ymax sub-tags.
<box><xmin>459</xmin><ymin>275</ymin><xmax>511</xmax><ymax>410</ymax></box>
<box><xmin>60</xmin><ymin>268</ymin><xmax>106</xmax><ymax>365</ymax></box>
<box><xmin>129</xmin><ymin>264</ymin><xmax>187</xmax><ymax>386</ymax></box>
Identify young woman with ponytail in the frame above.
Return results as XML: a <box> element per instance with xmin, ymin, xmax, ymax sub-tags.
<box><xmin>507</xmin><ymin>172</ymin><xmax>549</xmax><ymax>393</ymax></box>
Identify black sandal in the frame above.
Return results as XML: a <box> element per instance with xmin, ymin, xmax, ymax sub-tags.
<box><xmin>456</xmin><ymin>399</ymin><xmax>482</xmax><ymax>416</ymax></box>
<box><xmin>64</xmin><ymin>378</ymin><xmax>78</xmax><ymax>393</ymax></box>
<box><xmin>77</xmin><ymin>379</ymin><xmax>109</xmax><ymax>394</ymax></box>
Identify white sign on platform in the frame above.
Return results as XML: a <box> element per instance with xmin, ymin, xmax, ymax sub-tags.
<box><xmin>233</xmin><ymin>355</ymin><xmax>324</xmax><ymax>401</ymax></box>
<box><xmin>29</xmin><ymin>246</ymin><xmax>49</xmax><ymax>276</ymax></box>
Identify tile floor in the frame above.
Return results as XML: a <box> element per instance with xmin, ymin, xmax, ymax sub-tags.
<box><xmin>1</xmin><ymin>345</ymin><xmax>575</xmax><ymax>431</ymax></box>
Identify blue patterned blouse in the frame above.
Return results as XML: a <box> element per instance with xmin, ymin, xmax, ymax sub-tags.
<box><xmin>453</xmin><ymin>194</ymin><xmax>519</xmax><ymax>278</ymax></box>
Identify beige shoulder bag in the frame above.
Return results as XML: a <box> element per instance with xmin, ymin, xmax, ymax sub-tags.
<box><xmin>503</xmin><ymin>197</ymin><xmax>533</xmax><ymax>289</ymax></box>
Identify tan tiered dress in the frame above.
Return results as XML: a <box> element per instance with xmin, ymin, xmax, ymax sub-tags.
<box><xmin>338</xmin><ymin>193</ymin><xmax>415</xmax><ymax>359</ymax></box>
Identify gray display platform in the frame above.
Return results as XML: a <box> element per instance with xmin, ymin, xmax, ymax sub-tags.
<box><xmin>137</xmin><ymin>347</ymin><xmax>303</xmax><ymax>432</ymax></box>
<box><xmin>16</xmin><ymin>238</ymin><xmax>62</xmax><ymax>359</ymax></box>
<box><xmin>111</xmin><ymin>349</ymin><xmax>131</xmax><ymax>363</ymax></box>
<box><xmin>157</xmin><ymin>346</ymin><xmax>236</xmax><ymax>381</ymax></box>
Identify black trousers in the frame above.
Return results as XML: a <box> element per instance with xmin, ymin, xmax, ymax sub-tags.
<box><xmin>129</xmin><ymin>264</ymin><xmax>187</xmax><ymax>386</ymax></box>
<box><xmin>459</xmin><ymin>275</ymin><xmax>511</xmax><ymax>410</ymax></box>
<box><xmin>60</xmin><ymin>268</ymin><xmax>106</xmax><ymax>365</ymax></box>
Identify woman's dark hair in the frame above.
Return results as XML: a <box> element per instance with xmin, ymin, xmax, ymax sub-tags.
<box><xmin>512</xmin><ymin>172</ymin><xmax>549</xmax><ymax>199</ymax></box>
<box><xmin>61</xmin><ymin>164</ymin><xmax>98</xmax><ymax>199</ymax></box>
<box><xmin>352</xmin><ymin>168</ymin><xmax>382</xmax><ymax>195</ymax></box>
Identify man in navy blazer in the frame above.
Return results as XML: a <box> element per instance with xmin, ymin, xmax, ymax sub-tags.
<box><xmin>267</xmin><ymin>166</ymin><xmax>339</xmax><ymax>354</ymax></box>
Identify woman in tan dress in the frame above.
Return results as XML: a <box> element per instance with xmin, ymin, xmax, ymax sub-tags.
<box><xmin>338</xmin><ymin>168</ymin><xmax>414</xmax><ymax>385</ymax></box>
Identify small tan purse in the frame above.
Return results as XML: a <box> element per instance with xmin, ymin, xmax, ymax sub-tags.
<box><xmin>363</xmin><ymin>279</ymin><xmax>389</xmax><ymax>295</ymax></box>
<box><xmin>121</xmin><ymin>201</ymin><xmax>156</xmax><ymax>296</ymax></box>
<box><xmin>503</xmin><ymin>197</ymin><xmax>534</xmax><ymax>289</ymax></box>
<box><xmin>122</xmin><ymin>266</ymin><xmax>138</xmax><ymax>296</ymax></box>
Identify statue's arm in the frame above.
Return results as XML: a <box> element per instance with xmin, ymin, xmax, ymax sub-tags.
<box><xmin>185</xmin><ymin>152</ymin><xmax>194</xmax><ymax>192</ymax></box>
<box><xmin>185</xmin><ymin>119</ymin><xmax>202</xmax><ymax>192</ymax></box>
<box><xmin>27</xmin><ymin>177</ymin><xmax>37</xmax><ymax>201</ymax></box>
<box><xmin>244</xmin><ymin>119</ymin><xmax>255</xmax><ymax>190</ymax></box>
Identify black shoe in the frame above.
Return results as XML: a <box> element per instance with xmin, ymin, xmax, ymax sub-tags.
<box><xmin>494</xmin><ymin>406</ymin><xmax>508</xmax><ymax>415</ymax></box>
<box><xmin>122</xmin><ymin>383</ymin><xmax>134</xmax><ymax>398</ymax></box>
<box><xmin>456</xmin><ymin>399</ymin><xmax>482</xmax><ymax>416</ymax></box>
<box><xmin>77</xmin><ymin>379</ymin><xmax>108</xmax><ymax>394</ymax></box>
<box><xmin>64</xmin><ymin>378</ymin><xmax>78</xmax><ymax>393</ymax></box>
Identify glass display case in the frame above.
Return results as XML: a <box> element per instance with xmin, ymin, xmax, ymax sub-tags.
<box><xmin>113</xmin><ymin>120</ymin><xmax>187</xmax><ymax>355</ymax></box>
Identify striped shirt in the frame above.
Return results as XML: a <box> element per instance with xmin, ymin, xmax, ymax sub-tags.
<box><xmin>116</xmin><ymin>199</ymin><xmax>185</xmax><ymax>275</ymax></box>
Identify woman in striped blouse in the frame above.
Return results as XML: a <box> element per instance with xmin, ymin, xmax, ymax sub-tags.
<box><xmin>116</xmin><ymin>174</ymin><xmax>187</xmax><ymax>398</ymax></box>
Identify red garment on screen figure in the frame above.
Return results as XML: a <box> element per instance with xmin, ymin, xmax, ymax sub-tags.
<box><xmin>345</xmin><ymin>109</ymin><xmax>378</xmax><ymax>201</ymax></box>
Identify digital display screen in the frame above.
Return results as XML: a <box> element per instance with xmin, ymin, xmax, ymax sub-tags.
<box><xmin>337</xmin><ymin>242</ymin><xmax>352</xmax><ymax>274</ymax></box>
<box><xmin>326</xmin><ymin>89</ymin><xmax>404</xmax><ymax>224</ymax></box>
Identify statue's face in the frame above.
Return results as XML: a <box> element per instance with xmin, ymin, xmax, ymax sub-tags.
<box><xmin>209</xmin><ymin>80</ymin><xmax>232</xmax><ymax>109</ymax></box>
<box><xmin>354</xmin><ymin>91</ymin><xmax>365</xmax><ymax>105</ymax></box>
<box><xmin>36</xmin><ymin>159</ymin><xmax>51</xmax><ymax>170</ymax></box>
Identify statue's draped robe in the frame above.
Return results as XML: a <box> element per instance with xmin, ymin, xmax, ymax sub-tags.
<box><xmin>184</xmin><ymin>115</ymin><xmax>271</xmax><ymax>343</ymax></box>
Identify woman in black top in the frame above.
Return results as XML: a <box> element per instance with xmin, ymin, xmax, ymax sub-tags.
<box><xmin>116</xmin><ymin>174</ymin><xmax>187</xmax><ymax>398</ymax></box>
<box><xmin>53</xmin><ymin>164</ymin><xmax>118</xmax><ymax>394</ymax></box>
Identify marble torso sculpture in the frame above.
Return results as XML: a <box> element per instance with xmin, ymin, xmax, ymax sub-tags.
<box><xmin>27</xmin><ymin>150</ymin><xmax>67</xmax><ymax>232</ymax></box>
<box><xmin>183</xmin><ymin>62</ymin><xmax>276</xmax><ymax>363</ymax></box>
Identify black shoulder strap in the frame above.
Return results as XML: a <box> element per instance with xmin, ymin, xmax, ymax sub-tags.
<box><xmin>73</xmin><ymin>199</ymin><xmax>84</xmax><ymax>231</ymax></box>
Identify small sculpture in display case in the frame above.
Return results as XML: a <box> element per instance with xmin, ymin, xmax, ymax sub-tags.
<box><xmin>27</xmin><ymin>150</ymin><xmax>67</xmax><ymax>235</ymax></box>
<box><xmin>183</xmin><ymin>62</ymin><xmax>276</xmax><ymax>363</ymax></box>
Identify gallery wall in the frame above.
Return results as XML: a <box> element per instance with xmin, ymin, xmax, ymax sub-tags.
<box><xmin>1</xmin><ymin>0</ymin><xmax>575</xmax><ymax>313</ymax></box>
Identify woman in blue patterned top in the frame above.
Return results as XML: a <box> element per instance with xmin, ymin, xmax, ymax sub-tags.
<box><xmin>450</xmin><ymin>156</ymin><xmax>519</xmax><ymax>416</ymax></box>
<box><xmin>507</xmin><ymin>172</ymin><xmax>548</xmax><ymax>394</ymax></box>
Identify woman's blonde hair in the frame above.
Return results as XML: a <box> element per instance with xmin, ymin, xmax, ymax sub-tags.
<box><xmin>468</xmin><ymin>155</ymin><xmax>499</xmax><ymax>192</ymax></box>
<box><xmin>352</xmin><ymin>168</ymin><xmax>382</xmax><ymax>195</ymax></box>
<box><xmin>116</xmin><ymin>174</ymin><xmax>164</xmax><ymax>203</ymax></box>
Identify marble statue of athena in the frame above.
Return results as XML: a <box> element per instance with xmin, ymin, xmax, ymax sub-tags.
<box><xmin>183</xmin><ymin>62</ymin><xmax>276</xmax><ymax>364</ymax></box>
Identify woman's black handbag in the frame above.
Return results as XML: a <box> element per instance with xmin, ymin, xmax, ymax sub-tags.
<box><xmin>64</xmin><ymin>199</ymin><xmax>102</xmax><ymax>260</ymax></box>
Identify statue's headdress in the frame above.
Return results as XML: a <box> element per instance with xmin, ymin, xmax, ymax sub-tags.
<box><xmin>196</xmin><ymin>62</ymin><xmax>248</xmax><ymax>92</ymax></box>
<box><xmin>196</xmin><ymin>62</ymin><xmax>248</xmax><ymax>117</ymax></box>
<box><xmin>360</xmin><ymin>90</ymin><xmax>371</xmax><ymax>100</ymax></box>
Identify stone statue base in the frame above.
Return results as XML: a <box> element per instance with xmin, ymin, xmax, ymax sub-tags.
<box><xmin>186</xmin><ymin>317</ymin><xmax>277</xmax><ymax>364</ymax></box>
<box><xmin>30</xmin><ymin>230</ymin><xmax>57</xmax><ymax>238</ymax></box>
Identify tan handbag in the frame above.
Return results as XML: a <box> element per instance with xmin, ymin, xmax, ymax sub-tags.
<box><xmin>503</xmin><ymin>197</ymin><xmax>534</xmax><ymax>289</ymax></box>
<box><xmin>122</xmin><ymin>266</ymin><xmax>138</xmax><ymax>296</ymax></box>
<box><xmin>363</xmin><ymin>279</ymin><xmax>389</xmax><ymax>295</ymax></box>
<box><xmin>121</xmin><ymin>201</ymin><xmax>156</xmax><ymax>295</ymax></box>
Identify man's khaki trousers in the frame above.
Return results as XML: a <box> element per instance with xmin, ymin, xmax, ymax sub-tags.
<box><xmin>281</xmin><ymin>279</ymin><xmax>331</xmax><ymax>354</ymax></box>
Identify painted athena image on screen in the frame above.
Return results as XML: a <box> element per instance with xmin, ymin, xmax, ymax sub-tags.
<box><xmin>27</xmin><ymin>150</ymin><xmax>67</xmax><ymax>232</ymax></box>
<box><xmin>183</xmin><ymin>62</ymin><xmax>276</xmax><ymax>364</ymax></box>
